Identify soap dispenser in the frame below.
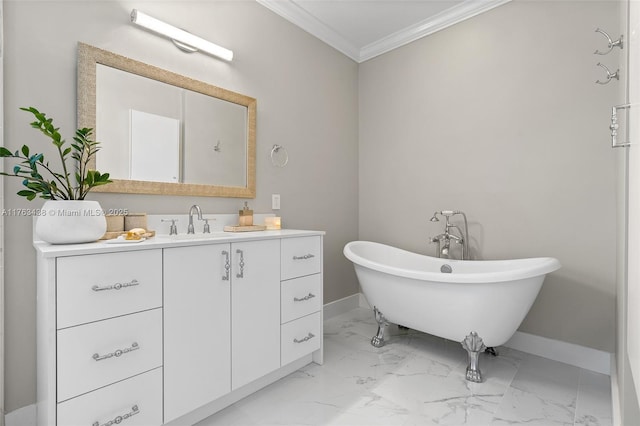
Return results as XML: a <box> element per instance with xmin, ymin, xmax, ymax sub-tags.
<box><xmin>239</xmin><ymin>202</ymin><xmax>254</xmax><ymax>226</ymax></box>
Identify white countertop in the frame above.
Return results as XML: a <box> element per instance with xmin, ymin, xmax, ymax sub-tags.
<box><xmin>34</xmin><ymin>229</ymin><xmax>325</xmax><ymax>258</ymax></box>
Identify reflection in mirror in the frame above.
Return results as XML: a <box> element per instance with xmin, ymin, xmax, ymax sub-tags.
<box><xmin>78</xmin><ymin>42</ymin><xmax>256</xmax><ymax>197</ymax></box>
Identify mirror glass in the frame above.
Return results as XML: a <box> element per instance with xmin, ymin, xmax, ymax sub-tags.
<box><xmin>78</xmin><ymin>43</ymin><xmax>256</xmax><ymax>198</ymax></box>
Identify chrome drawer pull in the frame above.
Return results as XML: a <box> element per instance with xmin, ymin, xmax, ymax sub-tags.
<box><xmin>92</xmin><ymin>404</ymin><xmax>139</xmax><ymax>426</ymax></box>
<box><xmin>222</xmin><ymin>250</ymin><xmax>231</xmax><ymax>281</ymax></box>
<box><xmin>92</xmin><ymin>342</ymin><xmax>139</xmax><ymax>361</ymax></box>
<box><xmin>293</xmin><ymin>332</ymin><xmax>315</xmax><ymax>344</ymax></box>
<box><xmin>293</xmin><ymin>254</ymin><xmax>315</xmax><ymax>260</ymax></box>
<box><xmin>294</xmin><ymin>293</ymin><xmax>316</xmax><ymax>302</ymax></box>
<box><xmin>236</xmin><ymin>249</ymin><xmax>245</xmax><ymax>278</ymax></box>
<box><xmin>92</xmin><ymin>279</ymin><xmax>139</xmax><ymax>292</ymax></box>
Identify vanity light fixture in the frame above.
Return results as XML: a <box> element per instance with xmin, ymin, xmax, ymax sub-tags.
<box><xmin>130</xmin><ymin>9</ymin><xmax>234</xmax><ymax>62</ymax></box>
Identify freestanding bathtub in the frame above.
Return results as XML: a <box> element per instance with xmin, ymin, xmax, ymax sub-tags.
<box><xmin>343</xmin><ymin>241</ymin><xmax>561</xmax><ymax>382</ymax></box>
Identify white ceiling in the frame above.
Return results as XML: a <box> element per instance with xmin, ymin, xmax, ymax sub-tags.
<box><xmin>257</xmin><ymin>0</ymin><xmax>512</xmax><ymax>63</ymax></box>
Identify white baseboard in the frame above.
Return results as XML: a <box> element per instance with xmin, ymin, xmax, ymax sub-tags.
<box><xmin>6</xmin><ymin>404</ymin><xmax>35</xmax><ymax>426</ymax></box>
<box><xmin>323</xmin><ymin>293</ymin><xmax>362</xmax><ymax>319</ymax></box>
<box><xmin>504</xmin><ymin>330</ymin><xmax>611</xmax><ymax>375</ymax></box>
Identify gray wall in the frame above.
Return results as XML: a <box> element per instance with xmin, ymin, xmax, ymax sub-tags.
<box><xmin>358</xmin><ymin>0</ymin><xmax>620</xmax><ymax>352</ymax></box>
<box><xmin>3</xmin><ymin>0</ymin><xmax>359</xmax><ymax>412</ymax></box>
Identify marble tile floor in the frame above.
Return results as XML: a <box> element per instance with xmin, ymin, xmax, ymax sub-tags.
<box><xmin>197</xmin><ymin>308</ymin><xmax>612</xmax><ymax>426</ymax></box>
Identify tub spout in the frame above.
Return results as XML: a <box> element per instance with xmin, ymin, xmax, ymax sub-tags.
<box><xmin>371</xmin><ymin>307</ymin><xmax>388</xmax><ymax>348</ymax></box>
<box><xmin>461</xmin><ymin>331</ymin><xmax>486</xmax><ymax>383</ymax></box>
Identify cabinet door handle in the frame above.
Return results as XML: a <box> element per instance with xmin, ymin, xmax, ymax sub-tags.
<box><xmin>222</xmin><ymin>250</ymin><xmax>231</xmax><ymax>281</ymax></box>
<box><xmin>236</xmin><ymin>249</ymin><xmax>245</xmax><ymax>278</ymax></box>
<box><xmin>293</xmin><ymin>333</ymin><xmax>315</xmax><ymax>344</ymax></box>
<box><xmin>92</xmin><ymin>405</ymin><xmax>140</xmax><ymax>426</ymax></box>
<box><xmin>293</xmin><ymin>254</ymin><xmax>315</xmax><ymax>260</ymax></box>
<box><xmin>91</xmin><ymin>279</ymin><xmax>139</xmax><ymax>292</ymax></box>
<box><xmin>294</xmin><ymin>293</ymin><xmax>316</xmax><ymax>302</ymax></box>
<box><xmin>92</xmin><ymin>342</ymin><xmax>139</xmax><ymax>361</ymax></box>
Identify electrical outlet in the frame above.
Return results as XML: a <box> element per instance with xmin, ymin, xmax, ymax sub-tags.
<box><xmin>272</xmin><ymin>194</ymin><xmax>281</xmax><ymax>210</ymax></box>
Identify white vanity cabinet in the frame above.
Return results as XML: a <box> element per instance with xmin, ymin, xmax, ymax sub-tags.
<box><xmin>36</xmin><ymin>229</ymin><xmax>323</xmax><ymax>426</ymax></box>
<box><xmin>280</xmin><ymin>236</ymin><xmax>323</xmax><ymax>365</ymax></box>
<box><xmin>163</xmin><ymin>244</ymin><xmax>232</xmax><ymax>423</ymax></box>
<box><xmin>231</xmin><ymin>239</ymin><xmax>281</xmax><ymax>390</ymax></box>
<box><xmin>38</xmin><ymin>249</ymin><xmax>164</xmax><ymax>426</ymax></box>
<box><xmin>163</xmin><ymin>239</ymin><xmax>281</xmax><ymax>421</ymax></box>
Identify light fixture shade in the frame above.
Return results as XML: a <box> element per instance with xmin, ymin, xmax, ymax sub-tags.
<box><xmin>130</xmin><ymin>9</ymin><xmax>233</xmax><ymax>62</ymax></box>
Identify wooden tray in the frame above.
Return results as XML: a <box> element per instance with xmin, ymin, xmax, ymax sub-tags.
<box><xmin>223</xmin><ymin>225</ymin><xmax>267</xmax><ymax>232</ymax></box>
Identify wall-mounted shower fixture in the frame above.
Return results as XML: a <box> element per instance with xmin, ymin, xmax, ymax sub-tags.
<box><xmin>595</xmin><ymin>62</ymin><xmax>619</xmax><ymax>85</ymax></box>
<box><xmin>429</xmin><ymin>210</ymin><xmax>470</xmax><ymax>260</ymax></box>
<box><xmin>594</xmin><ymin>28</ymin><xmax>623</xmax><ymax>55</ymax></box>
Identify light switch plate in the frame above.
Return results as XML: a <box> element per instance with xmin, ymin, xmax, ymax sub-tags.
<box><xmin>272</xmin><ymin>194</ymin><xmax>281</xmax><ymax>210</ymax></box>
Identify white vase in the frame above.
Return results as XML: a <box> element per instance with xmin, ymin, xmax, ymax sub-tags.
<box><xmin>36</xmin><ymin>200</ymin><xmax>107</xmax><ymax>244</ymax></box>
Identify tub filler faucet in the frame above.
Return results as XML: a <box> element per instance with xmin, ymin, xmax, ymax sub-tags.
<box><xmin>429</xmin><ymin>210</ymin><xmax>470</xmax><ymax>260</ymax></box>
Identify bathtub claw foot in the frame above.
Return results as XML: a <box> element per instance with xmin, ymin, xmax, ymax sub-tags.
<box><xmin>466</xmin><ymin>364</ymin><xmax>483</xmax><ymax>383</ymax></box>
<box><xmin>461</xmin><ymin>331</ymin><xmax>487</xmax><ymax>383</ymax></box>
<box><xmin>371</xmin><ymin>307</ymin><xmax>388</xmax><ymax>348</ymax></box>
<box><xmin>371</xmin><ymin>334</ymin><xmax>385</xmax><ymax>348</ymax></box>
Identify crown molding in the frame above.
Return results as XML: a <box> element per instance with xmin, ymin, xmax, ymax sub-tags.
<box><xmin>257</xmin><ymin>0</ymin><xmax>512</xmax><ymax>63</ymax></box>
<box><xmin>256</xmin><ymin>0</ymin><xmax>361</xmax><ymax>61</ymax></box>
<box><xmin>359</xmin><ymin>0</ymin><xmax>512</xmax><ymax>62</ymax></box>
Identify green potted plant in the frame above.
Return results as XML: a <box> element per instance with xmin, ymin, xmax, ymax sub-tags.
<box><xmin>1</xmin><ymin>107</ymin><xmax>112</xmax><ymax>244</ymax></box>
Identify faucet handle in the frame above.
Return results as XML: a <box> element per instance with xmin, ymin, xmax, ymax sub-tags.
<box><xmin>161</xmin><ymin>218</ymin><xmax>179</xmax><ymax>235</ymax></box>
<box><xmin>203</xmin><ymin>219</ymin><xmax>211</xmax><ymax>234</ymax></box>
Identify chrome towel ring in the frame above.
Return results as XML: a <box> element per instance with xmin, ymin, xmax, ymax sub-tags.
<box><xmin>270</xmin><ymin>144</ymin><xmax>289</xmax><ymax>168</ymax></box>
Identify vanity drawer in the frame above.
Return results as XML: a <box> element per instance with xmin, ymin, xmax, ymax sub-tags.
<box><xmin>281</xmin><ymin>274</ymin><xmax>322</xmax><ymax>323</ymax></box>
<box><xmin>281</xmin><ymin>236</ymin><xmax>321</xmax><ymax>280</ymax></box>
<box><xmin>281</xmin><ymin>312</ymin><xmax>321</xmax><ymax>366</ymax></box>
<box><xmin>57</xmin><ymin>250</ymin><xmax>162</xmax><ymax>329</ymax></box>
<box><xmin>57</xmin><ymin>308</ymin><xmax>162</xmax><ymax>402</ymax></box>
<box><xmin>57</xmin><ymin>367</ymin><xmax>162</xmax><ymax>426</ymax></box>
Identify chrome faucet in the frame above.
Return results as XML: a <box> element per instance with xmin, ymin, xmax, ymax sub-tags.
<box><xmin>161</xmin><ymin>218</ymin><xmax>179</xmax><ymax>235</ymax></box>
<box><xmin>429</xmin><ymin>210</ymin><xmax>470</xmax><ymax>259</ymax></box>
<box><xmin>187</xmin><ymin>205</ymin><xmax>203</xmax><ymax>234</ymax></box>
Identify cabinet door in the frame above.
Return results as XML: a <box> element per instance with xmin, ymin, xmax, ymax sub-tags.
<box><xmin>164</xmin><ymin>244</ymin><xmax>231</xmax><ymax>423</ymax></box>
<box><xmin>231</xmin><ymin>239</ymin><xmax>281</xmax><ymax>390</ymax></box>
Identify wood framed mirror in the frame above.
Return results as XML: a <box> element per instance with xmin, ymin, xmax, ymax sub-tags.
<box><xmin>77</xmin><ymin>42</ymin><xmax>256</xmax><ymax>198</ymax></box>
